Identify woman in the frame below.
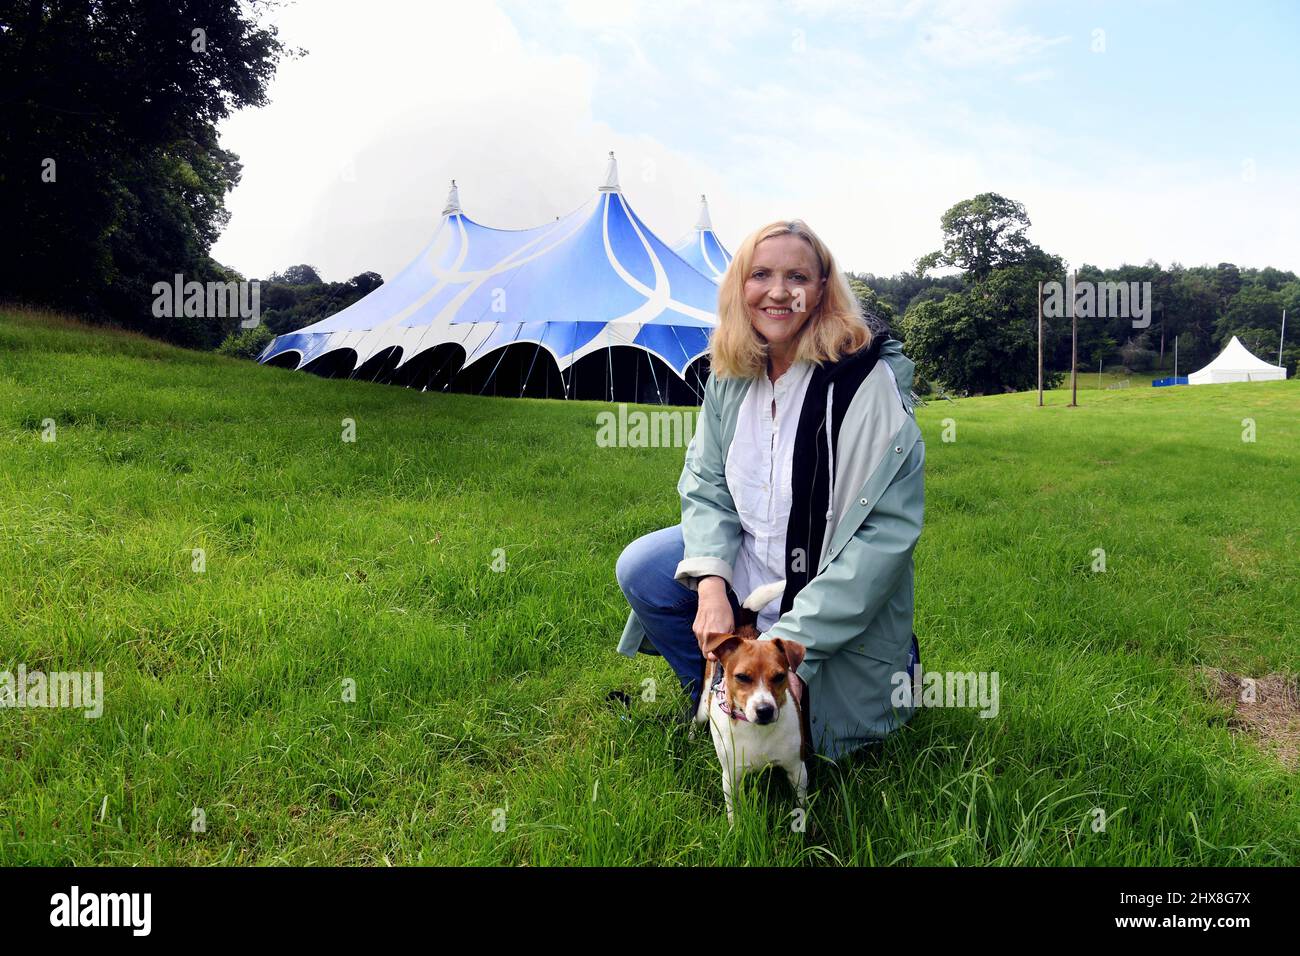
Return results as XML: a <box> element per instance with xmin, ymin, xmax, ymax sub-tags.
<box><xmin>614</xmin><ymin>219</ymin><xmax>924</xmax><ymax>762</ymax></box>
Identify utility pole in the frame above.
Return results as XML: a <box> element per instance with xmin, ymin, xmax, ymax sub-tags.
<box><xmin>1280</xmin><ymin>309</ymin><xmax>1287</xmax><ymax>368</ymax></box>
<box><xmin>1037</xmin><ymin>281</ymin><xmax>1044</xmax><ymax>407</ymax></box>
<box><xmin>1069</xmin><ymin>269</ymin><xmax>1078</xmax><ymax>407</ymax></box>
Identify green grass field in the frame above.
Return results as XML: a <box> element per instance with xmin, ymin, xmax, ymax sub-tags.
<box><xmin>2</xmin><ymin>307</ymin><xmax>1297</xmax><ymax>865</ymax></box>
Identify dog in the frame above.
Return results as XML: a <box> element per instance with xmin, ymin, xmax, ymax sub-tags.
<box><xmin>693</xmin><ymin>580</ymin><xmax>810</xmax><ymax>827</ymax></box>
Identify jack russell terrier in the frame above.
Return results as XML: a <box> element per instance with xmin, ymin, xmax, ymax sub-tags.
<box><xmin>693</xmin><ymin>580</ymin><xmax>810</xmax><ymax>827</ymax></box>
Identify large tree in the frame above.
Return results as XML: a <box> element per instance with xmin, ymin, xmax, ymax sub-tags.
<box><xmin>916</xmin><ymin>192</ymin><xmax>1039</xmax><ymax>282</ymax></box>
<box><xmin>0</xmin><ymin>0</ymin><xmax>292</xmax><ymax>347</ymax></box>
<box><xmin>902</xmin><ymin>193</ymin><xmax>1063</xmax><ymax>394</ymax></box>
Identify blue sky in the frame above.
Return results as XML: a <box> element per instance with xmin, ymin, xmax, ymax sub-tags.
<box><xmin>213</xmin><ymin>0</ymin><xmax>1300</xmax><ymax>281</ymax></box>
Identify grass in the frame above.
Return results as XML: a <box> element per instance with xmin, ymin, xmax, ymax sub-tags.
<box><xmin>1</xmin><ymin>305</ymin><xmax>1297</xmax><ymax>865</ymax></box>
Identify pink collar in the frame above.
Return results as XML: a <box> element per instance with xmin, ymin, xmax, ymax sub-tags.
<box><xmin>713</xmin><ymin>682</ymin><xmax>749</xmax><ymax>722</ymax></box>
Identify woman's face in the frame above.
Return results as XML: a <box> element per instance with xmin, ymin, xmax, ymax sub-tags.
<box><xmin>744</xmin><ymin>233</ymin><xmax>826</xmax><ymax>356</ymax></box>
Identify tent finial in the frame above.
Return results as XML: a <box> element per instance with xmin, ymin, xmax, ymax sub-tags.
<box><xmin>599</xmin><ymin>150</ymin><xmax>621</xmax><ymax>193</ymax></box>
<box><xmin>695</xmin><ymin>194</ymin><xmax>714</xmax><ymax>232</ymax></box>
<box><xmin>442</xmin><ymin>179</ymin><xmax>462</xmax><ymax>216</ymax></box>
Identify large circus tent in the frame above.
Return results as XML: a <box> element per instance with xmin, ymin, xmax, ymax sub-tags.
<box><xmin>257</xmin><ymin>153</ymin><xmax>733</xmax><ymax>404</ymax></box>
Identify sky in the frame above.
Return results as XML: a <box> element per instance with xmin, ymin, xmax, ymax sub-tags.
<box><xmin>211</xmin><ymin>0</ymin><xmax>1300</xmax><ymax>284</ymax></box>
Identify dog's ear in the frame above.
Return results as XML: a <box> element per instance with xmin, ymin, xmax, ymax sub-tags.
<box><xmin>702</xmin><ymin>632</ymin><xmax>744</xmax><ymax>661</ymax></box>
<box><xmin>771</xmin><ymin>637</ymin><xmax>806</xmax><ymax>673</ymax></box>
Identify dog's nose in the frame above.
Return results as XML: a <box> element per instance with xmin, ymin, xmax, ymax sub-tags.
<box><xmin>754</xmin><ymin>704</ymin><xmax>776</xmax><ymax>724</ymax></box>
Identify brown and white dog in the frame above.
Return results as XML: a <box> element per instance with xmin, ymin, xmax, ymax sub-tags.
<box><xmin>693</xmin><ymin>581</ymin><xmax>810</xmax><ymax>826</ymax></box>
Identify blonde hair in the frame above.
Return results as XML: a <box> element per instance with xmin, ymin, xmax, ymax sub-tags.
<box><xmin>710</xmin><ymin>219</ymin><xmax>871</xmax><ymax>379</ymax></box>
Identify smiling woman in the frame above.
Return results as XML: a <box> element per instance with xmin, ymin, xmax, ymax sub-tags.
<box><xmin>615</xmin><ymin>219</ymin><xmax>927</xmax><ymax>763</ymax></box>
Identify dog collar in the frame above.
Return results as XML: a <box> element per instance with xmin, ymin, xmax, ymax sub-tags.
<box><xmin>711</xmin><ymin>676</ymin><xmax>749</xmax><ymax>722</ymax></box>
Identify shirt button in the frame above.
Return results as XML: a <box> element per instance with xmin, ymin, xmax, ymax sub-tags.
<box><xmin>860</xmin><ymin>497</ymin><xmax>868</xmax><ymax>506</ymax></box>
<box><xmin>895</xmin><ymin>446</ymin><xmax>903</xmax><ymax>453</ymax></box>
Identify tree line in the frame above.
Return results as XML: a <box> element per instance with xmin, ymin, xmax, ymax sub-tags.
<box><xmin>850</xmin><ymin>194</ymin><xmax>1298</xmax><ymax>395</ymax></box>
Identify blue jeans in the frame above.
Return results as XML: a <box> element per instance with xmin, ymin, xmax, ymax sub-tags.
<box><xmin>615</xmin><ymin>525</ymin><xmax>742</xmax><ymax>711</ymax></box>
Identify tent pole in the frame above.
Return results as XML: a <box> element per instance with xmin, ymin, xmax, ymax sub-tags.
<box><xmin>523</xmin><ymin>339</ymin><xmax>544</xmax><ymax>397</ymax></box>
<box><xmin>478</xmin><ymin>333</ymin><xmax>519</xmax><ymax>396</ymax></box>
<box><xmin>683</xmin><ymin>366</ymin><xmax>703</xmax><ymax>405</ymax></box>
<box><xmin>606</xmin><ymin>329</ymin><xmax>614</xmax><ymax>403</ymax></box>
<box><xmin>430</xmin><ymin>345</ymin><xmax>462</xmax><ymax>391</ymax></box>
<box><xmin>646</xmin><ymin>352</ymin><xmax>663</xmax><ymax>405</ymax></box>
<box><xmin>665</xmin><ymin>327</ymin><xmax>702</xmax><ymax>405</ymax></box>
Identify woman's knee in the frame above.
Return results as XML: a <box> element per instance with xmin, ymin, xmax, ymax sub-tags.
<box><xmin>615</xmin><ymin>525</ymin><xmax>683</xmax><ymax>597</ymax></box>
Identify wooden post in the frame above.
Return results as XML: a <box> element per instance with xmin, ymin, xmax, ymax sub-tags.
<box><xmin>1037</xmin><ymin>281</ymin><xmax>1043</xmax><ymax>407</ymax></box>
<box><xmin>1280</xmin><ymin>309</ymin><xmax>1287</xmax><ymax>368</ymax></box>
<box><xmin>1069</xmin><ymin>269</ymin><xmax>1078</xmax><ymax>407</ymax></box>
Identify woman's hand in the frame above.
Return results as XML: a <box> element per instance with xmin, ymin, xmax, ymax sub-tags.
<box><xmin>693</xmin><ymin>576</ymin><xmax>734</xmax><ymax>659</ymax></box>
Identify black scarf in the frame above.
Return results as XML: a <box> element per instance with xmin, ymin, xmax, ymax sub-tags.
<box><xmin>779</xmin><ymin>332</ymin><xmax>887</xmax><ymax>615</ymax></box>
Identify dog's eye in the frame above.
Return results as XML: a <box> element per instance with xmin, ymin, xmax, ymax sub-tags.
<box><xmin>771</xmin><ymin>673</ymin><xmax>786</xmax><ymax>683</ymax></box>
<box><xmin>735</xmin><ymin>673</ymin><xmax>753</xmax><ymax>684</ymax></box>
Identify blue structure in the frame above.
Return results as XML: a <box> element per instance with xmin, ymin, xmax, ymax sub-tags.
<box><xmin>258</xmin><ymin>153</ymin><xmax>724</xmax><ymax>404</ymax></box>
<box><xmin>671</xmin><ymin>195</ymin><xmax>732</xmax><ymax>284</ymax></box>
<box><xmin>1152</xmin><ymin>376</ymin><xmax>1189</xmax><ymax>387</ymax></box>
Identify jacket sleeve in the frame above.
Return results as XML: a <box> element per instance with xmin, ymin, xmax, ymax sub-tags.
<box><xmin>673</xmin><ymin>374</ymin><xmax>744</xmax><ymax>590</ymax></box>
<box><xmin>767</xmin><ymin>438</ymin><xmax>924</xmax><ymax>678</ymax></box>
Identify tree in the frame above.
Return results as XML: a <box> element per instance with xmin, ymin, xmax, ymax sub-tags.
<box><xmin>256</xmin><ymin>266</ymin><xmax>384</xmax><ymax>335</ymax></box>
<box><xmin>1119</xmin><ymin>332</ymin><xmax>1157</xmax><ymax>372</ymax></box>
<box><xmin>0</xmin><ymin>1</ymin><xmax>293</xmax><ymax>347</ymax></box>
<box><xmin>217</xmin><ymin>324</ymin><xmax>274</xmax><ymax>360</ymax></box>
<box><xmin>1212</xmin><ymin>263</ymin><xmax>1242</xmax><ymax>307</ymax></box>
<box><xmin>902</xmin><ymin>194</ymin><xmax>1064</xmax><ymax>394</ymax></box>
<box><xmin>852</xmin><ymin>269</ymin><xmax>963</xmax><ymax>317</ymax></box>
<box><xmin>847</xmin><ymin>276</ymin><xmax>896</xmax><ymax>329</ymax></box>
<box><xmin>270</xmin><ymin>264</ymin><xmax>323</xmax><ymax>286</ymax></box>
<box><xmin>1216</xmin><ymin>285</ymin><xmax>1283</xmax><ymax>344</ymax></box>
<box><xmin>916</xmin><ymin>193</ymin><xmax>1039</xmax><ymax>282</ymax></box>
<box><xmin>901</xmin><ymin>258</ymin><xmax>1064</xmax><ymax>395</ymax></box>
<box><xmin>349</xmin><ymin>271</ymin><xmax>384</xmax><ymax>296</ymax></box>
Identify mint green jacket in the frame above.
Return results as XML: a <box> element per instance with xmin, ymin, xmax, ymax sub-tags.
<box><xmin>616</xmin><ymin>338</ymin><xmax>925</xmax><ymax>761</ymax></box>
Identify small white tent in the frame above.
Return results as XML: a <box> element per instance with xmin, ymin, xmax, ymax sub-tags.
<box><xmin>1188</xmin><ymin>336</ymin><xmax>1287</xmax><ymax>384</ymax></box>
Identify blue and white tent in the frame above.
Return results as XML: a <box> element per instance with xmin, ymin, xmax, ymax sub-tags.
<box><xmin>258</xmin><ymin>153</ymin><xmax>723</xmax><ymax>404</ymax></box>
<box><xmin>672</xmin><ymin>195</ymin><xmax>732</xmax><ymax>284</ymax></box>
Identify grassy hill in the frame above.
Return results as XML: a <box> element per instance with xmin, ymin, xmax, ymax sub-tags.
<box><xmin>2</xmin><ymin>306</ymin><xmax>1297</xmax><ymax>865</ymax></box>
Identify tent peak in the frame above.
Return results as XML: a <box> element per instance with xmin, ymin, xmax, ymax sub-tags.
<box><xmin>694</xmin><ymin>194</ymin><xmax>714</xmax><ymax>232</ymax></box>
<box><xmin>441</xmin><ymin>179</ymin><xmax>462</xmax><ymax>216</ymax></box>
<box><xmin>598</xmin><ymin>150</ymin><xmax>621</xmax><ymax>193</ymax></box>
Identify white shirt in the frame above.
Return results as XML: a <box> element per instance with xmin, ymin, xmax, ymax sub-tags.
<box><xmin>725</xmin><ymin>360</ymin><xmax>815</xmax><ymax>632</ymax></box>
